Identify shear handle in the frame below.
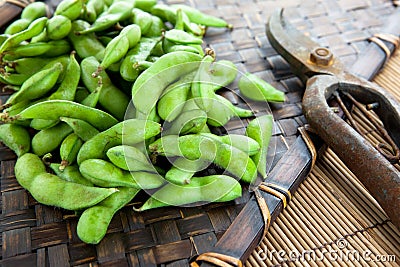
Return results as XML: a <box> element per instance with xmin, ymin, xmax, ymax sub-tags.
<box><xmin>302</xmin><ymin>74</ymin><xmax>400</xmax><ymax>229</ymax></box>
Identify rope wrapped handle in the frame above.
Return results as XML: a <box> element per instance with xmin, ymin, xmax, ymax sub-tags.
<box><xmin>190</xmin><ymin>252</ymin><xmax>243</xmax><ymax>267</ymax></box>
<box><xmin>0</xmin><ymin>0</ymin><xmax>35</xmax><ymax>29</ymax></box>
<box><xmin>368</xmin><ymin>33</ymin><xmax>400</xmax><ymax>66</ymax></box>
<box><xmin>0</xmin><ymin>0</ymin><xmax>33</xmax><ymax>9</ymax></box>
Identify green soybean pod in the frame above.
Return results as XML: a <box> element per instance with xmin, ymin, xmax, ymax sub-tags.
<box><xmin>149</xmin><ymin>39</ymin><xmax>164</xmax><ymax>56</ymax></box>
<box><xmin>214</xmin><ymin>141</ymin><xmax>258</xmax><ymax>184</ymax></box>
<box><xmin>82</xmin><ymin>0</ymin><xmax>105</xmax><ymax>23</ymax></box>
<box><xmin>40</xmin><ymin>55</ymin><xmax>71</xmax><ymax>83</ymax></box>
<box><xmin>16</xmin><ymin>100</ymin><xmax>119</xmax><ymax>131</ymax></box>
<box><xmin>162</xmin><ymin>109</ymin><xmax>207</xmax><ymax>136</ymax></box>
<box><xmin>135</xmin><ymin>106</ymin><xmax>160</xmax><ymax>123</ymax></box>
<box><xmin>31</xmin><ymin>122</ymin><xmax>73</xmax><ymax>156</ymax></box>
<box><xmin>0</xmin><ymin>34</ymin><xmax>10</xmax><ymax>45</ymax></box>
<box><xmin>59</xmin><ymin>117</ymin><xmax>99</xmax><ymax>141</ymax></box>
<box><xmin>5</xmin><ymin>2</ymin><xmax>48</xmax><ymax>35</ymax></box>
<box><xmin>50</xmin><ymin>163</ymin><xmax>93</xmax><ymax>186</ymax></box>
<box><xmin>106</xmin><ymin>145</ymin><xmax>155</xmax><ymax>172</ymax></box>
<box><xmin>54</xmin><ymin>0</ymin><xmax>84</xmax><ymax>20</ymax></box>
<box><xmin>6</xmin><ymin>62</ymin><xmax>63</xmax><ymax>105</ymax></box>
<box><xmin>3</xmin><ymin>99</ymin><xmax>34</xmax><ymax>117</ymax></box>
<box><xmin>80</xmin><ymin>56</ymin><xmax>130</xmax><ymax>121</ymax></box>
<box><xmin>157</xmin><ymin>71</ymin><xmax>195</xmax><ymax>121</ymax></box>
<box><xmin>174</xmin><ymin>8</ymin><xmax>185</xmax><ymax>31</ymax></box>
<box><xmin>150</xmin><ymin>3</ymin><xmax>176</xmax><ymax>22</ymax></box>
<box><xmin>68</xmin><ymin>20</ymin><xmax>105</xmax><ymax>59</ymax></box>
<box><xmin>46</xmin><ymin>15</ymin><xmax>72</xmax><ymax>40</ymax></box>
<box><xmin>177</xmin><ymin>134</ymin><xmax>258</xmax><ymax>183</ymax></box>
<box><xmin>29</xmin><ymin>118</ymin><xmax>59</xmax><ymax>131</ymax></box>
<box><xmin>77</xmin><ymin>119</ymin><xmax>161</xmax><ymax>164</ymax></box>
<box><xmin>134</xmin><ymin>0</ymin><xmax>157</xmax><ymax>12</ymax></box>
<box><xmin>94</xmin><ymin>34</ymin><xmax>129</xmax><ymax>77</ymax></box>
<box><xmin>200</xmin><ymin>133</ymin><xmax>260</xmax><ymax>156</ymax></box>
<box><xmin>0</xmin><ymin>17</ymin><xmax>48</xmax><ymax>54</ymax></box>
<box><xmin>49</xmin><ymin>51</ymin><xmax>80</xmax><ymax>101</ymax></box>
<box><xmin>137</xmin><ymin>175</ymin><xmax>242</xmax><ymax>211</ymax></box>
<box><xmin>0</xmin><ymin>73</ymin><xmax>30</xmax><ymax>86</ymax></box>
<box><xmin>245</xmin><ymin>115</ymin><xmax>274</xmax><ymax>178</ymax></box>
<box><xmin>143</xmin><ymin>15</ymin><xmax>165</xmax><ymax>38</ymax></box>
<box><xmin>165</xmin><ymin>157</ymin><xmax>209</xmax><ymax>185</ymax></box>
<box><xmin>121</xmin><ymin>24</ymin><xmax>142</xmax><ymax>48</ymax></box>
<box><xmin>94</xmin><ymin>24</ymin><xmax>141</xmax><ymax>77</ymax></box>
<box><xmin>29</xmin><ymin>28</ymin><xmax>48</xmax><ymax>43</ymax></box>
<box><xmin>209</xmin><ymin>60</ymin><xmax>238</xmax><ymax>92</ymax></box>
<box><xmin>148</xmin><ymin>134</ymin><xmax>182</xmax><ymax>157</ymax></box>
<box><xmin>206</xmin><ymin>94</ymin><xmax>253</xmax><ymax>127</ymax></box>
<box><xmin>238</xmin><ymin>72</ymin><xmax>285</xmax><ymax>103</ymax></box>
<box><xmin>43</xmin><ymin>40</ymin><xmax>72</xmax><ymax>58</ymax></box>
<box><xmin>80</xmin><ymin>83</ymin><xmax>102</xmax><ymax>108</ymax></box>
<box><xmin>20</xmin><ymin>1</ymin><xmax>48</xmax><ymax>20</ymax></box>
<box><xmin>131</xmin><ymin>8</ymin><xmax>153</xmax><ymax>35</ymax></box>
<box><xmin>80</xmin><ymin>159</ymin><xmax>138</xmax><ymax>187</ymax></box>
<box><xmin>120</xmin><ymin>37</ymin><xmax>159</xmax><ymax>82</ymax></box>
<box><xmin>30</xmin><ymin>51</ymin><xmax>82</xmax><ymax>131</ymax></box>
<box><xmin>5</xmin><ymin>20</ymin><xmax>31</xmax><ymax>36</ymax></box>
<box><xmin>191</xmin><ymin>54</ymin><xmax>215</xmax><ymax>112</ymax></box>
<box><xmin>76</xmin><ymin>1</ymin><xmax>134</xmax><ymax>35</ymax></box>
<box><xmin>3</xmin><ymin>42</ymin><xmax>52</xmax><ymax>59</ymax></box>
<box><xmin>164</xmin><ymin>44</ymin><xmax>204</xmax><ymax>55</ymax></box>
<box><xmin>60</xmin><ymin>133</ymin><xmax>83</xmax><ymax>170</ymax></box>
<box><xmin>80</xmin><ymin>159</ymin><xmax>164</xmax><ymax>189</ymax></box>
<box><xmin>15</xmin><ymin>153</ymin><xmax>118</xmax><ymax>210</ymax></box>
<box><xmin>10</xmin><ymin>57</ymin><xmax>53</xmax><ymax>76</ymax></box>
<box><xmin>171</xmin><ymin>4</ymin><xmax>232</xmax><ymax>28</ymax></box>
<box><xmin>30</xmin><ymin>172</ymin><xmax>118</xmax><ymax>210</ymax></box>
<box><xmin>103</xmin><ymin>0</ymin><xmax>112</xmax><ymax>7</ymax></box>
<box><xmin>3</xmin><ymin>40</ymin><xmax>70</xmax><ymax>60</ymax></box>
<box><xmin>150</xmin><ymin>134</ymin><xmax>258</xmax><ymax>183</ymax></box>
<box><xmin>150</xmin><ymin>4</ymin><xmax>201</xmax><ymax>35</ymax></box>
<box><xmin>0</xmin><ymin>123</ymin><xmax>30</xmax><ymax>157</ymax></box>
<box><xmin>132</xmin><ymin>51</ymin><xmax>202</xmax><ymax>115</ymax></box>
<box><xmin>77</xmin><ymin>186</ymin><xmax>140</xmax><ymax>244</ymax></box>
<box><xmin>219</xmin><ymin>134</ymin><xmax>260</xmax><ymax>156</ymax></box>
<box><xmin>15</xmin><ymin>153</ymin><xmax>47</xmax><ymax>189</ymax></box>
<box><xmin>74</xmin><ymin>87</ymin><xmax>90</xmax><ymax>103</ymax></box>
<box><xmin>164</xmin><ymin>29</ymin><xmax>203</xmax><ymax>45</ymax></box>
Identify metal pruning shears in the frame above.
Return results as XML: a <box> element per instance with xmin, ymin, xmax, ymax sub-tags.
<box><xmin>266</xmin><ymin>8</ymin><xmax>400</xmax><ymax>229</ymax></box>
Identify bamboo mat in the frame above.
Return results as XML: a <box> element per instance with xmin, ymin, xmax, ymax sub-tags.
<box><xmin>246</xmin><ymin>52</ymin><xmax>400</xmax><ymax>266</ymax></box>
<box><xmin>1</xmin><ymin>0</ymin><xmax>400</xmax><ymax>266</ymax></box>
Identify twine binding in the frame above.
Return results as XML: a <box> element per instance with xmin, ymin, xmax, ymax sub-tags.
<box><xmin>190</xmin><ymin>252</ymin><xmax>243</xmax><ymax>267</ymax></box>
<box><xmin>1</xmin><ymin>0</ymin><xmax>32</xmax><ymax>8</ymax></box>
<box><xmin>368</xmin><ymin>33</ymin><xmax>400</xmax><ymax>66</ymax></box>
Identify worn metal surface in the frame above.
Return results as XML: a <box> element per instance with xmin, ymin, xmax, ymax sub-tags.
<box><xmin>267</xmin><ymin>8</ymin><xmax>400</xmax><ymax>229</ymax></box>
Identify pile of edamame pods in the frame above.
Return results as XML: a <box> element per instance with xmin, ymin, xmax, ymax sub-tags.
<box><xmin>0</xmin><ymin>0</ymin><xmax>285</xmax><ymax>244</ymax></box>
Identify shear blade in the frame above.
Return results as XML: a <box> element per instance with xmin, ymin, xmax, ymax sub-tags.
<box><xmin>266</xmin><ymin>8</ymin><xmax>344</xmax><ymax>81</ymax></box>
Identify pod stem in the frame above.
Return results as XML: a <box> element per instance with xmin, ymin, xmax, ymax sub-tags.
<box><xmin>132</xmin><ymin>205</ymin><xmax>143</xmax><ymax>212</ymax></box>
<box><xmin>92</xmin><ymin>66</ymin><xmax>103</xmax><ymax>78</ymax></box>
<box><xmin>0</xmin><ymin>112</ymin><xmax>20</xmax><ymax>122</ymax></box>
<box><xmin>2</xmin><ymin>85</ymin><xmax>20</xmax><ymax>92</ymax></box>
<box><xmin>204</xmin><ymin>48</ymin><xmax>216</xmax><ymax>59</ymax></box>
<box><xmin>59</xmin><ymin>160</ymin><xmax>69</xmax><ymax>171</ymax></box>
<box><xmin>42</xmin><ymin>153</ymin><xmax>53</xmax><ymax>166</ymax></box>
<box><xmin>0</xmin><ymin>103</ymin><xmax>12</xmax><ymax>111</ymax></box>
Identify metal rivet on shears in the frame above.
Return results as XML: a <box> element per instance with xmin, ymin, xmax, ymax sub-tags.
<box><xmin>309</xmin><ymin>47</ymin><xmax>333</xmax><ymax>66</ymax></box>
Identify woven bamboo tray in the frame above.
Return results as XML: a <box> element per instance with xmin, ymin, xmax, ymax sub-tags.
<box><xmin>1</xmin><ymin>0</ymin><xmax>400</xmax><ymax>266</ymax></box>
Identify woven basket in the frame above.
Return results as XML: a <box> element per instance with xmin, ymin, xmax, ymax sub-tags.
<box><xmin>1</xmin><ymin>0</ymin><xmax>399</xmax><ymax>266</ymax></box>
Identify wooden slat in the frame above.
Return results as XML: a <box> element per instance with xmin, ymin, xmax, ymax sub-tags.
<box><xmin>1</xmin><ymin>1</ymin><xmax>399</xmax><ymax>266</ymax></box>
